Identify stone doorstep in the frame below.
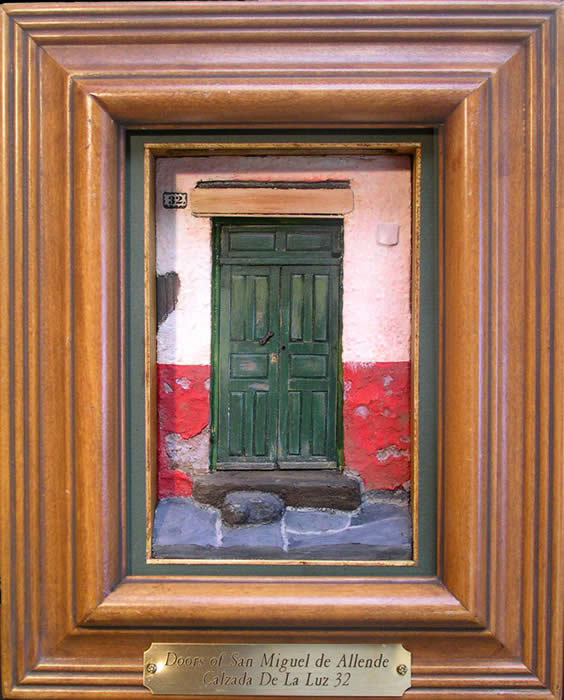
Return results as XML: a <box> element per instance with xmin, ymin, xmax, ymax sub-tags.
<box><xmin>192</xmin><ymin>471</ymin><xmax>362</xmax><ymax>511</ymax></box>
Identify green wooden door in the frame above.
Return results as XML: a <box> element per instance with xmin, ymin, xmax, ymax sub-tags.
<box><xmin>217</xmin><ymin>265</ymin><xmax>280</xmax><ymax>468</ymax></box>
<box><xmin>278</xmin><ymin>266</ymin><xmax>339</xmax><ymax>468</ymax></box>
<box><xmin>214</xmin><ymin>219</ymin><xmax>342</xmax><ymax>470</ymax></box>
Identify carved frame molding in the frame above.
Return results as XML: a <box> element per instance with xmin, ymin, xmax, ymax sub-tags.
<box><xmin>1</xmin><ymin>2</ymin><xmax>563</xmax><ymax>698</ymax></box>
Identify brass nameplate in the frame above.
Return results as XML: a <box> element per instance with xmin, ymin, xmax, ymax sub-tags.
<box><xmin>143</xmin><ymin>643</ymin><xmax>411</xmax><ymax>696</ymax></box>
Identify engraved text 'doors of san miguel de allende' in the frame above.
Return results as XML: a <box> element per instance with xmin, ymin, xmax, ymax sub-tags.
<box><xmin>143</xmin><ymin>644</ymin><xmax>412</xmax><ymax>697</ymax></box>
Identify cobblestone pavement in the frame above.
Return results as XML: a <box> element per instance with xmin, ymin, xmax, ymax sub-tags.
<box><xmin>153</xmin><ymin>491</ymin><xmax>412</xmax><ymax>560</ymax></box>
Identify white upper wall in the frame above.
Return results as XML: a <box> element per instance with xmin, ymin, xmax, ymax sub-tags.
<box><xmin>156</xmin><ymin>155</ymin><xmax>412</xmax><ymax>365</ymax></box>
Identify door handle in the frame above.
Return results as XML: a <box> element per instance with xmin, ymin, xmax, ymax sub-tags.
<box><xmin>258</xmin><ymin>330</ymin><xmax>274</xmax><ymax>345</ymax></box>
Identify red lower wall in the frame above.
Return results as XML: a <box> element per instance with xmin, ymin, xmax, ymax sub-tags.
<box><xmin>157</xmin><ymin>361</ymin><xmax>410</xmax><ymax>498</ymax></box>
<box><xmin>157</xmin><ymin>364</ymin><xmax>211</xmax><ymax>498</ymax></box>
<box><xmin>342</xmin><ymin>362</ymin><xmax>410</xmax><ymax>490</ymax></box>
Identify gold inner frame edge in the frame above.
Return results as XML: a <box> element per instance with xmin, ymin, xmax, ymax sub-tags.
<box><xmin>143</xmin><ymin>141</ymin><xmax>422</xmax><ymax>567</ymax></box>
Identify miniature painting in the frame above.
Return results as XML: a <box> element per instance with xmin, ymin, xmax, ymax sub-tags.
<box><xmin>151</xmin><ymin>153</ymin><xmax>414</xmax><ymax>561</ymax></box>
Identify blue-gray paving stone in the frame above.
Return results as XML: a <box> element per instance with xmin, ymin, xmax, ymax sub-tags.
<box><xmin>284</xmin><ymin>509</ymin><xmax>351</xmax><ymax>533</ymax></box>
<box><xmin>350</xmin><ymin>501</ymin><xmax>408</xmax><ymax>526</ymax></box>
<box><xmin>153</xmin><ymin>497</ymin><xmax>219</xmax><ymax>548</ymax></box>
<box><xmin>221</xmin><ymin>521</ymin><xmax>284</xmax><ymax>550</ymax></box>
<box><xmin>286</xmin><ymin>515</ymin><xmax>412</xmax><ymax>555</ymax></box>
<box><xmin>153</xmin><ymin>543</ymin><xmax>220</xmax><ymax>558</ymax></box>
<box><xmin>286</xmin><ymin>543</ymin><xmax>412</xmax><ymax>560</ymax></box>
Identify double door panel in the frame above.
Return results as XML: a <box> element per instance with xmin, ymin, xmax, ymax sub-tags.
<box><xmin>217</xmin><ymin>263</ymin><xmax>339</xmax><ymax>469</ymax></box>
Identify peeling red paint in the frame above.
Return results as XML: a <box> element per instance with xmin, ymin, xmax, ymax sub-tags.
<box><xmin>158</xmin><ymin>364</ymin><xmax>211</xmax><ymax>438</ymax></box>
<box><xmin>343</xmin><ymin>361</ymin><xmax>410</xmax><ymax>490</ymax></box>
<box><xmin>157</xmin><ymin>364</ymin><xmax>211</xmax><ymax>498</ymax></box>
<box><xmin>156</xmin><ymin>361</ymin><xmax>411</xmax><ymax>497</ymax></box>
<box><xmin>158</xmin><ymin>467</ymin><xmax>193</xmax><ymax>498</ymax></box>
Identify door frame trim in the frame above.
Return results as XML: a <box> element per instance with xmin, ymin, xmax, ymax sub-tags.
<box><xmin>211</xmin><ymin>217</ymin><xmax>344</xmax><ymax>471</ymax></box>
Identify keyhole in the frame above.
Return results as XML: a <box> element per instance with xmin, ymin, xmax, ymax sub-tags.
<box><xmin>281</xmin><ymin>345</ymin><xmax>286</xmax><ymax>351</ymax></box>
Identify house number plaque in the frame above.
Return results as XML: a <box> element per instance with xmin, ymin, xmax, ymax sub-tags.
<box><xmin>143</xmin><ymin>643</ymin><xmax>411</xmax><ymax>696</ymax></box>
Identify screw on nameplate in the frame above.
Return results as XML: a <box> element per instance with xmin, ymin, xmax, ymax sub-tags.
<box><xmin>376</xmin><ymin>222</ymin><xmax>400</xmax><ymax>246</ymax></box>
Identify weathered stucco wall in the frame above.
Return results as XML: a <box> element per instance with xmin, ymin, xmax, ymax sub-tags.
<box><xmin>156</xmin><ymin>155</ymin><xmax>412</xmax><ymax>497</ymax></box>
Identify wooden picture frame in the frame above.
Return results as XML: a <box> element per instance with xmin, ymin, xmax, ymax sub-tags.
<box><xmin>1</xmin><ymin>2</ymin><xmax>562</xmax><ymax>698</ymax></box>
